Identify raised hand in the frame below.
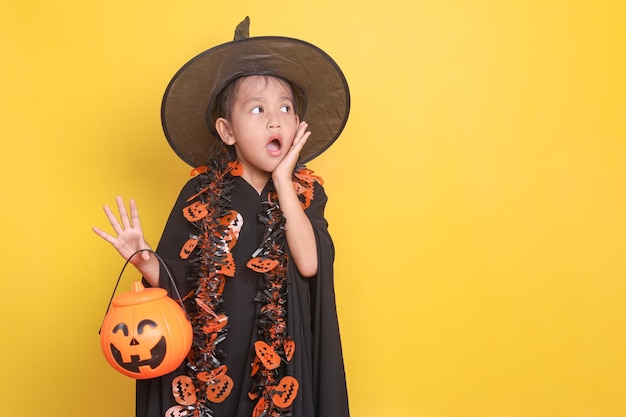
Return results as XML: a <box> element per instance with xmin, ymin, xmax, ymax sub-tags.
<box><xmin>273</xmin><ymin>120</ymin><xmax>311</xmax><ymax>182</ymax></box>
<box><xmin>92</xmin><ymin>197</ymin><xmax>160</xmax><ymax>287</ymax></box>
<box><xmin>270</xmin><ymin>121</ymin><xmax>318</xmax><ymax>277</ymax></box>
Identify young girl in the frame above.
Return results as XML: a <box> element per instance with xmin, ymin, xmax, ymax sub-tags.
<box><xmin>94</xmin><ymin>18</ymin><xmax>350</xmax><ymax>417</ymax></box>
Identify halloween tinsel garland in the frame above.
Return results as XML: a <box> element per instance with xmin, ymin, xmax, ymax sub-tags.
<box><xmin>176</xmin><ymin>149</ymin><xmax>320</xmax><ymax>417</ymax></box>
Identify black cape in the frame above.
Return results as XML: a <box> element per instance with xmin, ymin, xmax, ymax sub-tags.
<box><xmin>136</xmin><ymin>175</ymin><xmax>349</xmax><ymax>417</ymax></box>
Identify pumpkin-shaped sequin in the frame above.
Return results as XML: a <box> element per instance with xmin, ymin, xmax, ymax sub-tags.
<box><xmin>183</xmin><ymin>201</ymin><xmax>209</xmax><ymax>222</ymax></box>
<box><xmin>206</xmin><ymin>374</ymin><xmax>234</xmax><ymax>403</ymax></box>
<box><xmin>227</xmin><ymin>160</ymin><xmax>243</xmax><ymax>176</ymax></box>
<box><xmin>197</xmin><ymin>364</ymin><xmax>228</xmax><ymax>382</ymax></box>
<box><xmin>217</xmin><ymin>252</ymin><xmax>236</xmax><ymax>277</ymax></box>
<box><xmin>272</xmin><ymin>376</ymin><xmax>299</xmax><ymax>408</ymax></box>
<box><xmin>283</xmin><ymin>338</ymin><xmax>296</xmax><ymax>362</ymax></box>
<box><xmin>172</xmin><ymin>375</ymin><xmax>197</xmax><ymax>406</ymax></box>
<box><xmin>247</xmin><ymin>257</ymin><xmax>278</xmax><ymax>273</ymax></box>
<box><xmin>164</xmin><ymin>405</ymin><xmax>188</xmax><ymax>417</ymax></box>
<box><xmin>252</xmin><ymin>397</ymin><xmax>268</xmax><ymax>417</ymax></box>
<box><xmin>254</xmin><ymin>340</ymin><xmax>281</xmax><ymax>370</ymax></box>
<box><xmin>180</xmin><ymin>237</ymin><xmax>198</xmax><ymax>259</ymax></box>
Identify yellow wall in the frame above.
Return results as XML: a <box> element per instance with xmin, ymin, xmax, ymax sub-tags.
<box><xmin>1</xmin><ymin>1</ymin><xmax>625</xmax><ymax>416</ymax></box>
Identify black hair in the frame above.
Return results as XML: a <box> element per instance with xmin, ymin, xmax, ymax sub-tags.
<box><xmin>214</xmin><ymin>75</ymin><xmax>301</xmax><ymax>121</ymax></box>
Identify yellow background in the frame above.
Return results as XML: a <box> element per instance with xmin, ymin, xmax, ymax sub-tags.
<box><xmin>1</xmin><ymin>0</ymin><xmax>625</xmax><ymax>416</ymax></box>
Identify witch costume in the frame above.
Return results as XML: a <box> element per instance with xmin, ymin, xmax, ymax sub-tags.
<box><xmin>136</xmin><ymin>18</ymin><xmax>351</xmax><ymax>417</ymax></box>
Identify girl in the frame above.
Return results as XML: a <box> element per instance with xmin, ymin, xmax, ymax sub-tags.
<box><xmin>94</xmin><ymin>18</ymin><xmax>350</xmax><ymax>417</ymax></box>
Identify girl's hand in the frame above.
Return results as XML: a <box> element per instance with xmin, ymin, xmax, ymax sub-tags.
<box><xmin>92</xmin><ymin>196</ymin><xmax>152</xmax><ymax>265</ymax></box>
<box><xmin>273</xmin><ymin>121</ymin><xmax>311</xmax><ymax>182</ymax></box>
<box><xmin>270</xmin><ymin>121</ymin><xmax>318</xmax><ymax>277</ymax></box>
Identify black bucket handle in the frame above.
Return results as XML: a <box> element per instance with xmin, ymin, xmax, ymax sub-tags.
<box><xmin>98</xmin><ymin>249</ymin><xmax>188</xmax><ymax>334</ymax></box>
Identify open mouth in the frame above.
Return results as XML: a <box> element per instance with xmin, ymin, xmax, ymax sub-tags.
<box><xmin>266</xmin><ymin>137</ymin><xmax>282</xmax><ymax>153</ymax></box>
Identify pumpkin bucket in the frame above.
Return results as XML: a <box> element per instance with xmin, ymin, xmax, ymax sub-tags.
<box><xmin>99</xmin><ymin>250</ymin><xmax>192</xmax><ymax>379</ymax></box>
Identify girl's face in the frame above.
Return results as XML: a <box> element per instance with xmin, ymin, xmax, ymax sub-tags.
<box><xmin>216</xmin><ymin>76</ymin><xmax>299</xmax><ymax>184</ymax></box>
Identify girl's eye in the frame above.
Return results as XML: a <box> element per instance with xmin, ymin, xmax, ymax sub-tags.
<box><xmin>251</xmin><ymin>106</ymin><xmax>263</xmax><ymax>114</ymax></box>
<box><xmin>280</xmin><ymin>105</ymin><xmax>291</xmax><ymax>113</ymax></box>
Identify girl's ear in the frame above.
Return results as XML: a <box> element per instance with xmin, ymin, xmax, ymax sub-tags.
<box><xmin>215</xmin><ymin>118</ymin><xmax>235</xmax><ymax>145</ymax></box>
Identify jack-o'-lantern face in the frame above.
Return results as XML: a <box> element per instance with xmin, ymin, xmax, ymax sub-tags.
<box><xmin>164</xmin><ymin>405</ymin><xmax>191</xmax><ymax>417</ymax></box>
<box><xmin>217</xmin><ymin>252</ymin><xmax>236</xmax><ymax>277</ymax></box>
<box><xmin>283</xmin><ymin>338</ymin><xmax>295</xmax><ymax>362</ymax></box>
<box><xmin>254</xmin><ymin>340</ymin><xmax>281</xmax><ymax>370</ymax></box>
<box><xmin>183</xmin><ymin>201</ymin><xmax>209</xmax><ymax>221</ymax></box>
<box><xmin>109</xmin><ymin>319</ymin><xmax>166</xmax><ymax>374</ymax></box>
<box><xmin>180</xmin><ymin>237</ymin><xmax>198</xmax><ymax>259</ymax></box>
<box><xmin>247</xmin><ymin>257</ymin><xmax>278</xmax><ymax>273</ymax></box>
<box><xmin>100</xmin><ymin>282</ymin><xmax>193</xmax><ymax>379</ymax></box>
<box><xmin>271</xmin><ymin>376</ymin><xmax>299</xmax><ymax>408</ymax></box>
<box><xmin>172</xmin><ymin>375</ymin><xmax>197</xmax><ymax>406</ymax></box>
<box><xmin>206</xmin><ymin>374</ymin><xmax>234</xmax><ymax>403</ymax></box>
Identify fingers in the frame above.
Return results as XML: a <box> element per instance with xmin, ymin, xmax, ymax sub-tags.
<box><xmin>116</xmin><ymin>196</ymin><xmax>131</xmax><ymax>230</ymax></box>
<box><xmin>94</xmin><ymin>197</ymin><xmax>153</xmax><ymax>265</ymax></box>
<box><xmin>293</xmin><ymin>121</ymin><xmax>310</xmax><ymax>147</ymax></box>
<box><xmin>273</xmin><ymin>122</ymin><xmax>311</xmax><ymax>181</ymax></box>
<box><xmin>287</xmin><ymin>121</ymin><xmax>310</xmax><ymax>157</ymax></box>
<box><xmin>97</xmin><ymin>197</ymin><xmax>142</xmax><ymax>237</ymax></box>
<box><xmin>103</xmin><ymin>204</ymin><xmax>123</xmax><ymax>235</ymax></box>
<box><xmin>108</xmin><ymin>197</ymin><xmax>141</xmax><ymax>230</ymax></box>
<box><xmin>92</xmin><ymin>225</ymin><xmax>113</xmax><ymax>242</ymax></box>
<box><xmin>128</xmin><ymin>198</ymin><xmax>142</xmax><ymax>229</ymax></box>
<box><xmin>128</xmin><ymin>199</ymin><xmax>149</xmax><ymax>257</ymax></box>
<box><xmin>292</xmin><ymin>130</ymin><xmax>311</xmax><ymax>153</ymax></box>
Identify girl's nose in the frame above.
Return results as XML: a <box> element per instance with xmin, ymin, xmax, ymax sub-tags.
<box><xmin>268</xmin><ymin>118</ymin><xmax>281</xmax><ymax>129</ymax></box>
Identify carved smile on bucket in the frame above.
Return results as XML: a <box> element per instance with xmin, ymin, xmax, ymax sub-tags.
<box><xmin>110</xmin><ymin>336</ymin><xmax>167</xmax><ymax>373</ymax></box>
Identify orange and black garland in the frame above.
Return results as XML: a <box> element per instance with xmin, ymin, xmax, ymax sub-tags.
<box><xmin>173</xmin><ymin>149</ymin><xmax>321</xmax><ymax>417</ymax></box>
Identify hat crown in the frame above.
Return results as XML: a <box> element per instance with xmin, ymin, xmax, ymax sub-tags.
<box><xmin>233</xmin><ymin>16</ymin><xmax>250</xmax><ymax>41</ymax></box>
